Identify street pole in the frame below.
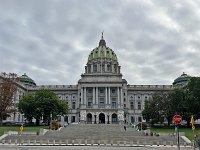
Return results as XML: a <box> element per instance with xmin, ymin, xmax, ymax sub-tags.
<box><xmin>177</xmin><ymin>125</ymin><xmax>180</xmax><ymax>150</ymax></box>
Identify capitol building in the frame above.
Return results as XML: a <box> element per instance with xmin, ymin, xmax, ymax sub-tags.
<box><xmin>7</xmin><ymin>35</ymin><xmax>191</xmax><ymax>125</ymax></box>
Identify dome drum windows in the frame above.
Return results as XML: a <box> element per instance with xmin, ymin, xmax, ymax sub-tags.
<box><xmin>88</xmin><ymin>65</ymin><xmax>91</xmax><ymax>73</ymax></box>
<box><xmin>114</xmin><ymin>65</ymin><xmax>118</xmax><ymax>73</ymax></box>
<box><xmin>93</xmin><ymin>64</ymin><xmax>97</xmax><ymax>72</ymax></box>
<box><xmin>107</xmin><ymin>64</ymin><xmax>111</xmax><ymax>72</ymax></box>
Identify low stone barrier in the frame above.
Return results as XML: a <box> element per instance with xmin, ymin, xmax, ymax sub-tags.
<box><xmin>0</xmin><ymin>138</ymin><xmax>193</xmax><ymax>147</ymax></box>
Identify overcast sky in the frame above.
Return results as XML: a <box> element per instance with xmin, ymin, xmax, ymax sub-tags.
<box><xmin>0</xmin><ymin>0</ymin><xmax>200</xmax><ymax>85</ymax></box>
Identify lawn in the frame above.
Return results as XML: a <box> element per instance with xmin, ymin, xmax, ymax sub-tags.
<box><xmin>151</xmin><ymin>126</ymin><xmax>200</xmax><ymax>141</ymax></box>
<box><xmin>0</xmin><ymin>126</ymin><xmax>48</xmax><ymax>136</ymax></box>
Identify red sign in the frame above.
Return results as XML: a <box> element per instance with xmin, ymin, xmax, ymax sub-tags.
<box><xmin>173</xmin><ymin>115</ymin><xmax>182</xmax><ymax>125</ymax></box>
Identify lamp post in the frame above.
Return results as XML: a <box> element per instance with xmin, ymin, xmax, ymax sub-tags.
<box><xmin>141</xmin><ymin>115</ymin><xmax>143</xmax><ymax>131</ymax></box>
<box><xmin>50</xmin><ymin>113</ymin><xmax>52</xmax><ymax>129</ymax></box>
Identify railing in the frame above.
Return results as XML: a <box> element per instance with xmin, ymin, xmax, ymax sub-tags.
<box><xmin>128</xmin><ymin>85</ymin><xmax>172</xmax><ymax>90</ymax></box>
<box><xmin>28</xmin><ymin>85</ymin><xmax>78</xmax><ymax>90</ymax></box>
<box><xmin>0</xmin><ymin>138</ymin><xmax>191</xmax><ymax>147</ymax></box>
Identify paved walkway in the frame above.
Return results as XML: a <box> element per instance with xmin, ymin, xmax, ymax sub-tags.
<box><xmin>0</xmin><ymin>145</ymin><xmax>196</xmax><ymax>150</ymax></box>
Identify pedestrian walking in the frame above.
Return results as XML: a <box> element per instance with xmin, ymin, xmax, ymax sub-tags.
<box><xmin>124</xmin><ymin>125</ymin><xmax>126</xmax><ymax>131</ymax></box>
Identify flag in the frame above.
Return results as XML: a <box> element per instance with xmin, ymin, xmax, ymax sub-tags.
<box><xmin>190</xmin><ymin>115</ymin><xmax>195</xmax><ymax>130</ymax></box>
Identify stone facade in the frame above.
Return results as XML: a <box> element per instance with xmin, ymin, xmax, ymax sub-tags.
<box><xmin>5</xmin><ymin>35</ymin><xmax>178</xmax><ymax>125</ymax></box>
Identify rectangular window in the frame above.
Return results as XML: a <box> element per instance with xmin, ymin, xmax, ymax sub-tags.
<box><xmin>138</xmin><ymin>116</ymin><xmax>142</xmax><ymax>122</ymax></box>
<box><xmin>71</xmin><ymin>116</ymin><xmax>75</xmax><ymax>123</ymax></box>
<box><xmin>72</xmin><ymin>102</ymin><xmax>76</xmax><ymax>109</ymax></box>
<box><xmin>88</xmin><ymin>88</ymin><xmax>92</xmax><ymax>94</ymax></box>
<box><xmin>87</xmin><ymin>98</ymin><xmax>92</xmax><ymax>108</ymax></box>
<box><xmin>138</xmin><ymin>102</ymin><xmax>141</xmax><ymax>110</ymax></box>
<box><xmin>100</xmin><ymin>88</ymin><xmax>104</xmax><ymax>94</ymax></box>
<box><xmin>112</xmin><ymin>89</ymin><xmax>116</xmax><ymax>94</ymax></box>
<box><xmin>112</xmin><ymin>101</ymin><xmax>117</xmax><ymax>108</ymax></box>
<box><xmin>88</xmin><ymin>101</ymin><xmax>92</xmax><ymax>107</ymax></box>
<box><xmin>64</xmin><ymin>116</ymin><xmax>68</xmax><ymax>122</ymax></box>
<box><xmin>99</xmin><ymin>98</ymin><xmax>105</xmax><ymax>108</ymax></box>
<box><xmin>130</xmin><ymin>102</ymin><xmax>134</xmax><ymax>110</ymax></box>
<box><xmin>131</xmin><ymin>116</ymin><xmax>135</xmax><ymax>123</ymax></box>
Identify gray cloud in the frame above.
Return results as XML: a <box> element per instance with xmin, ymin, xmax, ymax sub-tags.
<box><xmin>0</xmin><ymin>0</ymin><xmax>200</xmax><ymax>85</ymax></box>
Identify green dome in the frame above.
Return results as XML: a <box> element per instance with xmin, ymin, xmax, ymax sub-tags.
<box><xmin>173</xmin><ymin>72</ymin><xmax>191</xmax><ymax>87</ymax></box>
<box><xmin>88</xmin><ymin>34</ymin><xmax>118</xmax><ymax>62</ymax></box>
<box><xmin>19</xmin><ymin>73</ymin><xmax>36</xmax><ymax>87</ymax></box>
<box><xmin>88</xmin><ymin>46</ymin><xmax>118</xmax><ymax>62</ymax></box>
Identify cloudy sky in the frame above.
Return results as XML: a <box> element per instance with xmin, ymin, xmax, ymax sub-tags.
<box><xmin>0</xmin><ymin>0</ymin><xmax>200</xmax><ymax>85</ymax></box>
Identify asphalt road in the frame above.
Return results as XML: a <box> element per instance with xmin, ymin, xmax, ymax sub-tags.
<box><xmin>0</xmin><ymin>146</ymin><xmax>196</xmax><ymax>150</ymax></box>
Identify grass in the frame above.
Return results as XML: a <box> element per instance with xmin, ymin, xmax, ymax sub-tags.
<box><xmin>150</xmin><ymin>126</ymin><xmax>200</xmax><ymax>141</ymax></box>
<box><xmin>0</xmin><ymin>126</ymin><xmax>48</xmax><ymax>136</ymax></box>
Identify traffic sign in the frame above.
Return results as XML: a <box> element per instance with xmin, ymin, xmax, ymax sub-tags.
<box><xmin>173</xmin><ymin>115</ymin><xmax>182</xmax><ymax>125</ymax></box>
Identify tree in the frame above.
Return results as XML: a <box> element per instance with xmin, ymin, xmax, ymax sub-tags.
<box><xmin>18</xmin><ymin>89</ymin><xmax>68</xmax><ymax>125</ymax></box>
<box><xmin>142</xmin><ymin>91</ymin><xmax>168</xmax><ymax>125</ymax></box>
<box><xmin>167</xmin><ymin>88</ymin><xmax>185</xmax><ymax>125</ymax></box>
<box><xmin>18</xmin><ymin>93</ymin><xmax>35</xmax><ymax>123</ymax></box>
<box><xmin>0</xmin><ymin>72</ymin><xmax>18</xmax><ymax>125</ymax></box>
<box><xmin>184</xmin><ymin>77</ymin><xmax>200</xmax><ymax>126</ymax></box>
<box><xmin>142</xmin><ymin>89</ymin><xmax>185</xmax><ymax>126</ymax></box>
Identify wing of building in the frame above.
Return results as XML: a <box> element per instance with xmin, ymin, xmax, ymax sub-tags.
<box><xmin>3</xmin><ymin>35</ymin><xmax>192</xmax><ymax>125</ymax></box>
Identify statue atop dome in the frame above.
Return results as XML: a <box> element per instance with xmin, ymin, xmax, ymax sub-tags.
<box><xmin>99</xmin><ymin>32</ymin><xmax>106</xmax><ymax>47</ymax></box>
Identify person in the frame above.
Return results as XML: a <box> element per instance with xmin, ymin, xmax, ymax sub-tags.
<box><xmin>124</xmin><ymin>125</ymin><xmax>126</xmax><ymax>131</ymax></box>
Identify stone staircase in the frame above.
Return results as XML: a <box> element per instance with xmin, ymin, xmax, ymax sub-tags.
<box><xmin>1</xmin><ymin>124</ymin><xmax>189</xmax><ymax>146</ymax></box>
<box><xmin>46</xmin><ymin>124</ymin><xmax>143</xmax><ymax>141</ymax></box>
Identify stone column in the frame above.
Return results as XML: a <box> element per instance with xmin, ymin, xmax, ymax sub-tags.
<box><xmin>97</xmin><ymin>63</ymin><xmax>100</xmax><ymax>72</ymax></box>
<box><xmin>111</xmin><ymin>64</ymin><xmax>114</xmax><ymax>73</ymax></box>
<box><xmin>105</xmin><ymin>87</ymin><xmax>108</xmax><ymax>104</ymax></box>
<box><xmin>105</xmin><ymin>64</ymin><xmax>107</xmax><ymax>72</ymax></box>
<box><xmin>120</xmin><ymin>88</ymin><xmax>123</xmax><ymax>108</ymax></box>
<box><xmin>96</xmin><ymin>114</ymin><xmax>99</xmax><ymax>124</ymax></box>
<box><xmin>96</xmin><ymin>87</ymin><xmax>98</xmax><ymax>105</ymax></box>
<box><xmin>105</xmin><ymin>113</ymin><xmax>108</xmax><ymax>124</ymax></box>
<box><xmin>81</xmin><ymin>87</ymin><xmax>84</xmax><ymax>105</ymax></box>
<box><xmin>108</xmin><ymin>87</ymin><xmax>110</xmax><ymax>105</ymax></box>
<box><xmin>84</xmin><ymin>87</ymin><xmax>86</xmax><ymax>105</ymax></box>
<box><xmin>93</xmin><ymin>87</ymin><xmax>95</xmax><ymax>105</ymax></box>
<box><xmin>91</xmin><ymin>64</ymin><xmax>93</xmax><ymax>73</ymax></box>
<box><xmin>85</xmin><ymin>66</ymin><xmax>87</xmax><ymax>74</ymax></box>
<box><xmin>117</xmin><ymin>87</ymin><xmax>120</xmax><ymax>108</ymax></box>
<box><xmin>134</xmin><ymin>94</ymin><xmax>137</xmax><ymax>110</ymax></box>
<box><xmin>109</xmin><ymin>115</ymin><xmax>112</xmax><ymax>124</ymax></box>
